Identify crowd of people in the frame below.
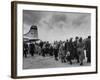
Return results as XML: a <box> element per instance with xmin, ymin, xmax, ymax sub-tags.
<box><xmin>23</xmin><ymin>36</ymin><xmax>91</xmax><ymax>66</ymax></box>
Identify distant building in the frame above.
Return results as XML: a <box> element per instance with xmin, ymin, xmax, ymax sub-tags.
<box><xmin>23</xmin><ymin>25</ymin><xmax>39</xmax><ymax>42</ymax></box>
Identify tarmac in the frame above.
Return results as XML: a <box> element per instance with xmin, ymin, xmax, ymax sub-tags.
<box><xmin>23</xmin><ymin>54</ymin><xmax>91</xmax><ymax>69</ymax></box>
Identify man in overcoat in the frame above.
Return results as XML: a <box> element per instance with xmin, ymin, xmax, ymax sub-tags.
<box><xmin>29</xmin><ymin>42</ymin><xmax>35</xmax><ymax>56</ymax></box>
<box><xmin>85</xmin><ymin>36</ymin><xmax>91</xmax><ymax>63</ymax></box>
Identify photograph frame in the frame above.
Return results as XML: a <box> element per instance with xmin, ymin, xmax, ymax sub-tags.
<box><xmin>11</xmin><ymin>1</ymin><xmax>98</xmax><ymax>79</ymax></box>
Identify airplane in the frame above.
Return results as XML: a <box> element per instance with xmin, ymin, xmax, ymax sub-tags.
<box><xmin>23</xmin><ymin>25</ymin><xmax>39</xmax><ymax>42</ymax></box>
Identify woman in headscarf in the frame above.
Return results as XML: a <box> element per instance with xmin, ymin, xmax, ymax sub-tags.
<box><xmin>77</xmin><ymin>37</ymin><xmax>85</xmax><ymax>65</ymax></box>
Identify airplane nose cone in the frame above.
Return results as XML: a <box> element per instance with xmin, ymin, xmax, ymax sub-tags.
<box><xmin>31</xmin><ymin>25</ymin><xmax>37</xmax><ymax>30</ymax></box>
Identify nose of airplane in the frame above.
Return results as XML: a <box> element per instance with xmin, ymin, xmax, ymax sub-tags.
<box><xmin>30</xmin><ymin>25</ymin><xmax>38</xmax><ymax>30</ymax></box>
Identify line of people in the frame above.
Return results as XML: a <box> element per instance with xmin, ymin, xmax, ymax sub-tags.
<box><xmin>23</xmin><ymin>36</ymin><xmax>91</xmax><ymax>66</ymax></box>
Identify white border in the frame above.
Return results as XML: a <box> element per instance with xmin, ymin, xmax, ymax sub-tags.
<box><xmin>17</xmin><ymin>3</ymin><xmax>96</xmax><ymax>76</ymax></box>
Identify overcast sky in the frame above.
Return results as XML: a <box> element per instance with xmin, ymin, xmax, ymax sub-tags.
<box><xmin>23</xmin><ymin>10</ymin><xmax>91</xmax><ymax>42</ymax></box>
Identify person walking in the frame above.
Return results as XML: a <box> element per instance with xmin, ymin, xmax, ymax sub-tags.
<box><xmin>77</xmin><ymin>37</ymin><xmax>85</xmax><ymax>65</ymax></box>
<box><xmin>73</xmin><ymin>37</ymin><xmax>79</xmax><ymax>63</ymax></box>
<box><xmin>85</xmin><ymin>36</ymin><xmax>91</xmax><ymax>63</ymax></box>
<box><xmin>29</xmin><ymin>42</ymin><xmax>35</xmax><ymax>57</ymax></box>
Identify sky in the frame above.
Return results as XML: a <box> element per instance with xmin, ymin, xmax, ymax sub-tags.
<box><xmin>23</xmin><ymin>10</ymin><xmax>91</xmax><ymax>42</ymax></box>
